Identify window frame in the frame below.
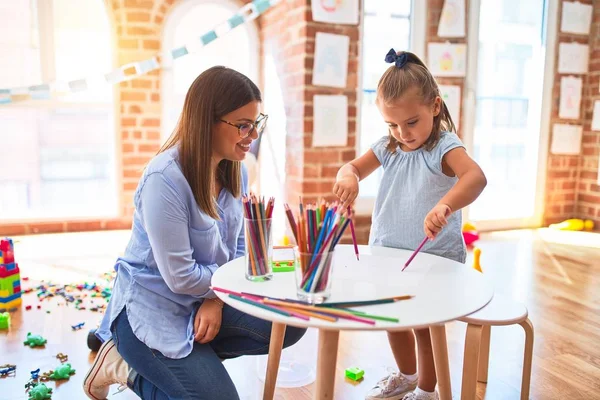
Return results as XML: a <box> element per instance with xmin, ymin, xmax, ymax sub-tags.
<box><xmin>0</xmin><ymin>0</ymin><xmax>119</xmax><ymax>222</ymax></box>
<box><xmin>354</xmin><ymin>0</ymin><xmax>426</xmax><ymax>215</ymax></box>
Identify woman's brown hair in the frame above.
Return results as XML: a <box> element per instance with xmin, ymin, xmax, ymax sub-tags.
<box><xmin>377</xmin><ymin>51</ymin><xmax>456</xmax><ymax>152</ymax></box>
<box><xmin>159</xmin><ymin>66</ymin><xmax>262</xmax><ymax>219</ymax></box>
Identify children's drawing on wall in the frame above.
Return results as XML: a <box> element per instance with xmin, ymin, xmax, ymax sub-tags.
<box><xmin>312</xmin><ymin>32</ymin><xmax>349</xmax><ymax>89</ymax></box>
<box><xmin>559</xmin><ymin>76</ymin><xmax>582</xmax><ymax>120</ymax></box>
<box><xmin>312</xmin><ymin>95</ymin><xmax>348</xmax><ymax>147</ymax></box>
<box><xmin>438</xmin><ymin>85</ymin><xmax>461</xmax><ymax>129</ymax></box>
<box><xmin>437</xmin><ymin>0</ymin><xmax>465</xmax><ymax>38</ymax></box>
<box><xmin>558</xmin><ymin>42</ymin><xmax>589</xmax><ymax>74</ymax></box>
<box><xmin>311</xmin><ymin>0</ymin><xmax>359</xmax><ymax>25</ymax></box>
<box><xmin>427</xmin><ymin>43</ymin><xmax>467</xmax><ymax>77</ymax></box>
<box><xmin>561</xmin><ymin>1</ymin><xmax>592</xmax><ymax>35</ymax></box>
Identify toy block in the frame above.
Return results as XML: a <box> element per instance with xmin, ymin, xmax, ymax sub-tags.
<box><xmin>345</xmin><ymin>367</ymin><xmax>364</xmax><ymax>381</ymax></box>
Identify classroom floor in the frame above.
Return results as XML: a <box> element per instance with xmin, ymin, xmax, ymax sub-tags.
<box><xmin>0</xmin><ymin>228</ymin><xmax>599</xmax><ymax>400</ymax></box>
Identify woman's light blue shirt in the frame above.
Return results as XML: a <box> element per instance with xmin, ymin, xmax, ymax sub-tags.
<box><xmin>369</xmin><ymin>132</ymin><xmax>467</xmax><ymax>263</ymax></box>
<box><xmin>97</xmin><ymin>147</ymin><xmax>247</xmax><ymax>359</ymax></box>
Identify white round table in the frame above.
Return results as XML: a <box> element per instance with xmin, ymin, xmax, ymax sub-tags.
<box><xmin>212</xmin><ymin>245</ymin><xmax>493</xmax><ymax>400</ymax></box>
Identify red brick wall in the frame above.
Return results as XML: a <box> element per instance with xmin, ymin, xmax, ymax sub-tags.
<box><xmin>543</xmin><ymin>0</ymin><xmax>599</xmax><ymax>228</ymax></box>
<box><xmin>577</xmin><ymin>3</ymin><xmax>600</xmax><ymax>226</ymax></box>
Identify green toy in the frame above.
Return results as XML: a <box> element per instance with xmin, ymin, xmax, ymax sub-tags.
<box><xmin>48</xmin><ymin>363</ymin><xmax>76</xmax><ymax>380</ymax></box>
<box><xmin>0</xmin><ymin>312</ymin><xmax>9</xmax><ymax>329</ymax></box>
<box><xmin>345</xmin><ymin>367</ymin><xmax>364</xmax><ymax>381</ymax></box>
<box><xmin>28</xmin><ymin>383</ymin><xmax>52</xmax><ymax>400</ymax></box>
<box><xmin>23</xmin><ymin>332</ymin><xmax>47</xmax><ymax>347</ymax></box>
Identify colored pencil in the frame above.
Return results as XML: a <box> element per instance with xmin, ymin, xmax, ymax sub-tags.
<box><xmin>243</xmin><ymin>195</ymin><xmax>274</xmax><ymax>277</ymax></box>
<box><xmin>229</xmin><ymin>294</ymin><xmax>292</xmax><ymax>317</ymax></box>
<box><xmin>347</xmin><ymin>206</ymin><xmax>360</xmax><ymax>261</ymax></box>
<box><xmin>402</xmin><ymin>236</ymin><xmax>429</xmax><ymax>271</ymax></box>
<box><xmin>284</xmin><ymin>199</ymin><xmax>351</xmax><ymax>294</ymax></box>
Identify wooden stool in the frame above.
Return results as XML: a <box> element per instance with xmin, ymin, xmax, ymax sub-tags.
<box><xmin>458</xmin><ymin>294</ymin><xmax>534</xmax><ymax>400</ymax></box>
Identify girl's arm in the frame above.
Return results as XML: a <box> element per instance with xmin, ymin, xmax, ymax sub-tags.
<box><xmin>440</xmin><ymin>148</ymin><xmax>487</xmax><ymax>211</ymax></box>
<box><xmin>424</xmin><ymin>148</ymin><xmax>487</xmax><ymax>239</ymax></box>
<box><xmin>334</xmin><ymin>149</ymin><xmax>381</xmax><ymax>209</ymax></box>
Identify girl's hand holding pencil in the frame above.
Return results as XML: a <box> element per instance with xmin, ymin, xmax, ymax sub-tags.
<box><xmin>424</xmin><ymin>203</ymin><xmax>451</xmax><ymax>240</ymax></box>
<box><xmin>333</xmin><ymin>174</ymin><xmax>359</xmax><ymax>209</ymax></box>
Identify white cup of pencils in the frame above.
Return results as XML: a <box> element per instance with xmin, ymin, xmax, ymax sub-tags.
<box><xmin>243</xmin><ymin>195</ymin><xmax>275</xmax><ymax>282</ymax></box>
<box><xmin>285</xmin><ymin>201</ymin><xmax>352</xmax><ymax>303</ymax></box>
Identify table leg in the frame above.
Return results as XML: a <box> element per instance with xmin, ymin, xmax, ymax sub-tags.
<box><xmin>430</xmin><ymin>324</ymin><xmax>452</xmax><ymax>400</ymax></box>
<box><xmin>315</xmin><ymin>329</ymin><xmax>340</xmax><ymax>400</ymax></box>
<box><xmin>263</xmin><ymin>322</ymin><xmax>286</xmax><ymax>400</ymax></box>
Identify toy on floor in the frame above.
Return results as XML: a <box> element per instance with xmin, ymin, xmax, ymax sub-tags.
<box><xmin>27</xmin><ymin>382</ymin><xmax>52</xmax><ymax>400</ymax></box>
<box><xmin>24</xmin><ymin>333</ymin><xmax>47</xmax><ymax>347</ymax></box>
<box><xmin>549</xmin><ymin>218</ymin><xmax>594</xmax><ymax>231</ymax></box>
<box><xmin>71</xmin><ymin>322</ymin><xmax>85</xmax><ymax>330</ymax></box>
<box><xmin>30</xmin><ymin>368</ymin><xmax>40</xmax><ymax>380</ymax></box>
<box><xmin>0</xmin><ymin>364</ymin><xmax>16</xmax><ymax>377</ymax></box>
<box><xmin>0</xmin><ymin>238</ymin><xmax>21</xmax><ymax>310</ymax></box>
<box><xmin>48</xmin><ymin>363</ymin><xmax>75</xmax><ymax>380</ymax></box>
<box><xmin>55</xmin><ymin>353</ymin><xmax>68</xmax><ymax>363</ymax></box>
<box><xmin>473</xmin><ymin>247</ymin><xmax>482</xmax><ymax>273</ymax></box>
<box><xmin>345</xmin><ymin>367</ymin><xmax>364</xmax><ymax>381</ymax></box>
<box><xmin>462</xmin><ymin>222</ymin><xmax>479</xmax><ymax>246</ymax></box>
<box><xmin>0</xmin><ymin>312</ymin><xmax>9</xmax><ymax>329</ymax></box>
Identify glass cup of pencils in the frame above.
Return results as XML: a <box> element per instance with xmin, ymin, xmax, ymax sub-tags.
<box><xmin>294</xmin><ymin>247</ymin><xmax>336</xmax><ymax>304</ymax></box>
<box><xmin>243</xmin><ymin>195</ymin><xmax>275</xmax><ymax>282</ymax></box>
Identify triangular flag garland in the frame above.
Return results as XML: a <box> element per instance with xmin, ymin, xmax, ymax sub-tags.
<box><xmin>0</xmin><ymin>0</ymin><xmax>276</xmax><ymax>105</ymax></box>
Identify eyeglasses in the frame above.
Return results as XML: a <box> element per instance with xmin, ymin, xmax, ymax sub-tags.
<box><xmin>220</xmin><ymin>113</ymin><xmax>268</xmax><ymax>139</ymax></box>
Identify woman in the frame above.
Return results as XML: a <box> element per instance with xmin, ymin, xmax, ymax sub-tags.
<box><xmin>83</xmin><ymin>66</ymin><xmax>306</xmax><ymax>400</ymax></box>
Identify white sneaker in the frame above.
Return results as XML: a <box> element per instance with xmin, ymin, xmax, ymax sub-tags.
<box><xmin>83</xmin><ymin>338</ymin><xmax>130</xmax><ymax>399</ymax></box>
<box><xmin>402</xmin><ymin>389</ymin><xmax>439</xmax><ymax>400</ymax></box>
<box><xmin>365</xmin><ymin>371</ymin><xmax>418</xmax><ymax>400</ymax></box>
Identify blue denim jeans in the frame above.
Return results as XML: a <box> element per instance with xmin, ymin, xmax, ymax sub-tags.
<box><xmin>111</xmin><ymin>306</ymin><xmax>306</xmax><ymax>399</ymax></box>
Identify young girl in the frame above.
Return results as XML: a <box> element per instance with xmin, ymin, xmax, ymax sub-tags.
<box><xmin>333</xmin><ymin>50</ymin><xmax>487</xmax><ymax>400</ymax></box>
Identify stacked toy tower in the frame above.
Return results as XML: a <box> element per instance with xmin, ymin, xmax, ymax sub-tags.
<box><xmin>0</xmin><ymin>238</ymin><xmax>21</xmax><ymax>310</ymax></box>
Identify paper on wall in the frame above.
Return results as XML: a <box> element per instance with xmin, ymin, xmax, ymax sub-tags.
<box><xmin>558</xmin><ymin>42</ymin><xmax>589</xmax><ymax>74</ymax></box>
<box><xmin>313</xmin><ymin>95</ymin><xmax>348</xmax><ymax>147</ymax></box>
<box><xmin>551</xmin><ymin>124</ymin><xmax>582</xmax><ymax>155</ymax></box>
<box><xmin>559</xmin><ymin>76</ymin><xmax>582</xmax><ymax>120</ymax></box>
<box><xmin>312</xmin><ymin>32</ymin><xmax>350</xmax><ymax>89</ymax></box>
<box><xmin>561</xmin><ymin>1</ymin><xmax>592</xmax><ymax>35</ymax></box>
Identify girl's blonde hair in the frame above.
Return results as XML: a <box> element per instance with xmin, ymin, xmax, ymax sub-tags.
<box><xmin>377</xmin><ymin>50</ymin><xmax>456</xmax><ymax>152</ymax></box>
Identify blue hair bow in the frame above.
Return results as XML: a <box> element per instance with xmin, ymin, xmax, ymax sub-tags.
<box><xmin>385</xmin><ymin>48</ymin><xmax>408</xmax><ymax>68</ymax></box>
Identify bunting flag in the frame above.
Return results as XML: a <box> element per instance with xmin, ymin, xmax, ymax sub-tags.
<box><xmin>0</xmin><ymin>0</ymin><xmax>277</xmax><ymax>105</ymax></box>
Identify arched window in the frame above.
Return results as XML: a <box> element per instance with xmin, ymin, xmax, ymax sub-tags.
<box><xmin>0</xmin><ymin>0</ymin><xmax>117</xmax><ymax>220</ymax></box>
<box><xmin>161</xmin><ymin>0</ymin><xmax>260</xmax><ymax>140</ymax></box>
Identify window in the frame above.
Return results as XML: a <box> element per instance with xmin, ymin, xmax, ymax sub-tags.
<box><xmin>161</xmin><ymin>0</ymin><xmax>259</xmax><ymax>140</ymax></box>
<box><xmin>356</xmin><ymin>0</ymin><xmax>424</xmax><ymax>212</ymax></box>
<box><xmin>0</xmin><ymin>0</ymin><xmax>117</xmax><ymax>220</ymax></box>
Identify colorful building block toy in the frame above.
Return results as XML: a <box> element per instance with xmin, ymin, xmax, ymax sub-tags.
<box><xmin>345</xmin><ymin>367</ymin><xmax>364</xmax><ymax>381</ymax></box>
<box><xmin>0</xmin><ymin>238</ymin><xmax>21</xmax><ymax>310</ymax></box>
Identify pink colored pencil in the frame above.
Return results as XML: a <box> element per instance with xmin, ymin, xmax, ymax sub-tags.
<box><xmin>402</xmin><ymin>236</ymin><xmax>429</xmax><ymax>271</ymax></box>
<box><xmin>347</xmin><ymin>206</ymin><xmax>359</xmax><ymax>261</ymax></box>
<box><xmin>211</xmin><ymin>286</ymin><xmax>241</xmax><ymax>296</ymax></box>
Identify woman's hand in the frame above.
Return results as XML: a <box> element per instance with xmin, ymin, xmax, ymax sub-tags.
<box><xmin>424</xmin><ymin>204</ymin><xmax>452</xmax><ymax>240</ymax></box>
<box><xmin>194</xmin><ymin>298</ymin><xmax>224</xmax><ymax>344</ymax></box>
<box><xmin>333</xmin><ymin>175</ymin><xmax>359</xmax><ymax>209</ymax></box>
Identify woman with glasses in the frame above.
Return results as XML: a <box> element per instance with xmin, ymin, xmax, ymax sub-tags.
<box><xmin>83</xmin><ymin>66</ymin><xmax>305</xmax><ymax>400</ymax></box>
